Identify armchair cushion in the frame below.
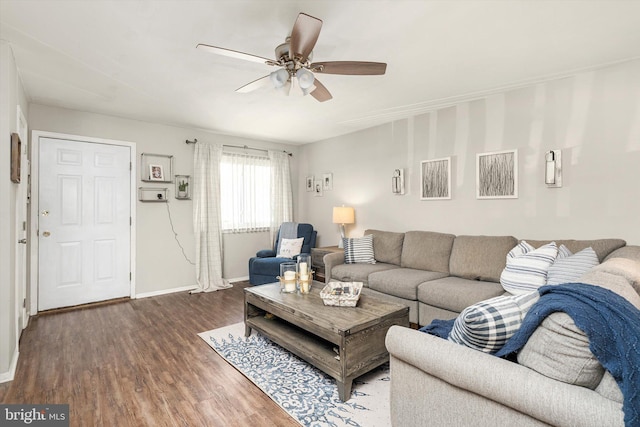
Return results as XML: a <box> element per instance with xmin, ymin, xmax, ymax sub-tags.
<box><xmin>256</xmin><ymin>249</ymin><xmax>276</xmax><ymax>258</ymax></box>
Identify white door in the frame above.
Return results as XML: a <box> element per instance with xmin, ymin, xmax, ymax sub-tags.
<box><xmin>38</xmin><ymin>137</ymin><xmax>131</xmax><ymax>311</ymax></box>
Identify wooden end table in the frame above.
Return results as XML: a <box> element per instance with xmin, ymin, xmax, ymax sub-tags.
<box><xmin>244</xmin><ymin>281</ymin><xmax>409</xmax><ymax>401</ymax></box>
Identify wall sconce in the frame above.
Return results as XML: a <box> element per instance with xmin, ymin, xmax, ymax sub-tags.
<box><xmin>545</xmin><ymin>150</ymin><xmax>562</xmax><ymax>188</ymax></box>
<box><xmin>333</xmin><ymin>206</ymin><xmax>355</xmax><ymax>248</ymax></box>
<box><xmin>392</xmin><ymin>169</ymin><xmax>405</xmax><ymax>195</ymax></box>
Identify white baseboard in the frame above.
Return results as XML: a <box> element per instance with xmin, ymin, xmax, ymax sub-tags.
<box><xmin>135</xmin><ymin>285</ymin><xmax>198</xmax><ymax>299</ymax></box>
<box><xmin>228</xmin><ymin>276</ymin><xmax>249</xmax><ymax>283</ymax></box>
<box><xmin>0</xmin><ymin>347</ymin><xmax>19</xmax><ymax>383</ymax></box>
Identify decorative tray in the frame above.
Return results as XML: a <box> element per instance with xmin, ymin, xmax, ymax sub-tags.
<box><xmin>320</xmin><ymin>282</ymin><xmax>363</xmax><ymax>307</ymax></box>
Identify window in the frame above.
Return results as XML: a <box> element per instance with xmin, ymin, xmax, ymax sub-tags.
<box><xmin>220</xmin><ymin>153</ymin><xmax>271</xmax><ymax>232</ymax></box>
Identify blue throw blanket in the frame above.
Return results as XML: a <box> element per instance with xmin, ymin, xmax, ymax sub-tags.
<box><xmin>496</xmin><ymin>283</ymin><xmax>640</xmax><ymax>426</ymax></box>
<box><xmin>419</xmin><ymin>283</ymin><xmax>640</xmax><ymax>426</ymax></box>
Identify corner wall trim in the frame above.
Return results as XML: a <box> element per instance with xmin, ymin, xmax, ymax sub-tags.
<box><xmin>0</xmin><ymin>348</ymin><xmax>19</xmax><ymax>384</ymax></box>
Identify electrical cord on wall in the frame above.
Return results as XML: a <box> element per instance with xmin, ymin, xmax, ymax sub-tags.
<box><xmin>165</xmin><ymin>202</ymin><xmax>195</xmax><ymax>265</ymax></box>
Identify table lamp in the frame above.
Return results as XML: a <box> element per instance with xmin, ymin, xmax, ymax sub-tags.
<box><xmin>333</xmin><ymin>206</ymin><xmax>355</xmax><ymax>248</ymax></box>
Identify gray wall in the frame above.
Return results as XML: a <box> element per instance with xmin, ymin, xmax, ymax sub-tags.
<box><xmin>298</xmin><ymin>59</ymin><xmax>640</xmax><ymax>247</ymax></box>
<box><xmin>28</xmin><ymin>104</ymin><xmax>300</xmax><ymax>294</ymax></box>
<box><xmin>0</xmin><ymin>42</ymin><xmax>29</xmax><ymax>381</ymax></box>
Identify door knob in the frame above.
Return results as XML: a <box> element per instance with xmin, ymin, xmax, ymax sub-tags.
<box><xmin>18</xmin><ymin>238</ymin><xmax>27</xmax><ymax>244</ymax></box>
<box><xmin>42</xmin><ymin>231</ymin><xmax>51</xmax><ymax>237</ymax></box>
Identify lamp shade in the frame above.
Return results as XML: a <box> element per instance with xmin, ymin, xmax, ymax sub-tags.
<box><xmin>332</xmin><ymin>206</ymin><xmax>355</xmax><ymax>224</ymax></box>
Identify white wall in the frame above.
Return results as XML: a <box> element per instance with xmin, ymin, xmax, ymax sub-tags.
<box><xmin>0</xmin><ymin>42</ymin><xmax>29</xmax><ymax>381</ymax></box>
<box><xmin>299</xmin><ymin>59</ymin><xmax>640</xmax><ymax>247</ymax></box>
<box><xmin>28</xmin><ymin>104</ymin><xmax>300</xmax><ymax>295</ymax></box>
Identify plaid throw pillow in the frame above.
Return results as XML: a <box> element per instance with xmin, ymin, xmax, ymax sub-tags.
<box><xmin>448</xmin><ymin>291</ymin><xmax>540</xmax><ymax>353</ymax></box>
<box><xmin>343</xmin><ymin>234</ymin><xmax>376</xmax><ymax>264</ymax></box>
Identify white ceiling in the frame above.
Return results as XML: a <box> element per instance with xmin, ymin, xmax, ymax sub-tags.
<box><xmin>2</xmin><ymin>1</ymin><xmax>640</xmax><ymax>144</ymax></box>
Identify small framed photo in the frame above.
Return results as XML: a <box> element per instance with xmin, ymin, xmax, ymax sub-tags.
<box><xmin>322</xmin><ymin>173</ymin><xmax>333</xmax><ymax>191</ymax></box>
<box><xmin>149</xmin><ymin>164</ymin><xmax>164</xmax><ymax>181</ymax></box>
<box><xmin>476</xmin><ymin>149</ymin><xmax>518</xmax><ymax>199</ymax></box>
<box><xmin>10</xmin><ymin>133</ymin><xmax>21</xmax><ymax>183</ymax></box>
<box><xmin>314</xmin><ymin>180</ymin><xmax>323</xmax><ymax>197</ymax></box>
<box><xmin>421</xmin><ymin>157</ymin><xmax>451</xmax><ymax>200</ymax></box>
<box><xmin>306</xmin><ymin>176</ymin><xmax>314</xmax><ymax>192</ymax></box>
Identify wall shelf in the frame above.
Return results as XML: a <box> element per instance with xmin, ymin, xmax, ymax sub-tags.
<box><xmin>140</xmin><ymin>153</ymin><xmax>173</xmax><ymax>183</ymax></box>
<box><xmin>139</xmin><ymin>187</ymin><xmax>168</xmax><ymax>202</ymax></box>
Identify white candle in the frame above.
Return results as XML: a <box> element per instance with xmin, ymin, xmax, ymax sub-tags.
<box><xmin>299</xmin><ymin>262</ymin><xmax>308</xmax><ymax>274</ymax></box>
<box><xmin>300</xmin><ymin>281</ymin><xmax>310</xmax><ymax>293</ymax></box>
<box><xmin>300</xmin><ymin>274</ymin><xmax>309</xmax><ymax>281</ymax></box>
<box><xmin>284</xmin><ymin>271</ymin><xmax>296</xmax><ymax>280</ymax></box>
<box><xmin>285</xmin><ymin>281</ymin><xmax>296</xmax><ymax>292</ymax></box>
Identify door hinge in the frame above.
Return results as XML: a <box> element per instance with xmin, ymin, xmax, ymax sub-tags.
<box><xmin>130</xmin><ymin>217</ymin><xmax>132</xmax><ymax>226</ymax></box>
<box><xmin>23</xmin><ymin>298</ymin><xmax>26</xmax><ymax>308</ymax></box>
<box><xmin>130</xmin><ymin>162</ymin><xmax>132</xmax><ymax>171</ymax></box>
<box><xmin>22</xmin><ymin>221</ymin><xmax>26</xmax><ymax>231</ymax></box>
<box><xmin>129</xmin><ymin>272</ymin><xmax>132</xmax><ymax>281</ymax></box>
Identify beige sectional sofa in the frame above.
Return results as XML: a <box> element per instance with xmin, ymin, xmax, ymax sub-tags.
<box><xmin>324</xmin><ymin>229</ymin><xmax>625</xmax><ymax>324</ymax></box>
<box><xmin>324</xmin><ymin>229</ymin><xmax>639</xmax><ymax>426</ymax></box>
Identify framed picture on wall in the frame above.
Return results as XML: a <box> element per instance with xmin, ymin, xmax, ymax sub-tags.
<box><xmin>476</xmin><ymin>149</ymin><xmax>518</xmax><ymax>199</ymax></box>
<box><xmin>306</xmin><ymin>176</ymin><xmax>314</xmax><ymax>192</ymax></box>
<box><xmin>314</xmin><ymin>180</ymin><xmax>323</xmax><ymax>197</ymax></box>
<box><xmin>322</xmin><ymin>173</ymin><xmax>333</xmax><ymax>191</ymax></box>
<box><xmin>421</xmin><ymin>157</ymin><xmax>451</xmax><ymax>200</ymax></box>
<box><xmin>149</xmin><ymin>164</ymin><xmax>165</xmax><ymax>181</ymax></box>
<box><xmin>10</xmin><ymin>133</ymin><xmax>21</xmax><ymax>183</ymax></box>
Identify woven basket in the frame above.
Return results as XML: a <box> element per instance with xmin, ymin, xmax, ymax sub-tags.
<box><xmin>320</xmin><ymin>282</ymin><xmax>363</xmax><ymax>307</ymax></box>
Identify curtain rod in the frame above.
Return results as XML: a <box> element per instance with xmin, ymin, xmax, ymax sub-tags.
<box><xmin>185</xmin><ymin>138</ymin><xmax>292</xmax><ymax>157</ymax></box>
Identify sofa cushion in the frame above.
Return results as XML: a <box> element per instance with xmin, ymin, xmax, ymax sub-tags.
<box><xmin>417</xmin><ymin>276</ymin><xmax>506</xmax><ymax>313</ymax></box>
<box><xmin>546</xmin><ymin>246</ymin><xmax>599</xmax><ymax>285</ymax></box>
<box><xmin>517</xmin><ymin>312</ymin><xmax>605</xmax><ymax>389</ymax></box>
<box><xmin>500</xmin><ymin>241</ymin><xmax>558</xmax><ymax>295</ymax></box>
<box><xmin>579</xmin><ymin>258</ymin><xmax>640</xmax><ymax>309</ymax></box>
<box><xmin>364</xmin><ymin>229</ymin><xmax>405</xmax><ymax>265</ymax></box>
<box><xmin>343</xmin><ymin>234</ymin><xmax>376</xmax><ymax>264</ymax></box>
<box><xmin>595</xmin><ymin>371</ymin><xmax>623</xmax><ymax>403</ymax></box>
<box><xmin>525</xmin><ymin>238</ymin><xmax>625</xmax><ymax>262</ymax></box>
<box><xmin>448</xmin><ymin>291</ymin><xmax>540</xmax><ymax>353</ymax></box>
<box><xmin>331</xmin><ymin>262</ymin><xmax>399</xmax><ymax>284</ymax></box>
<box><xmin>449</xmin><ymin>235</ymin><xmax>517</xmax><ymax>282</ymax></box>
<box><xmin>368</xmin><ymin>268</ymin><xmax>448</xmax><ymax>300</ymax></box>
<box><xmin>400</xmin><ymin>231</ymin><xmax>455</xmax><ymax>273</ymax></box>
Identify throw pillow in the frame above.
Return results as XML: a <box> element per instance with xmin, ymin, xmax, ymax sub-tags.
<box><xmin>500</xmin><ymin>241</ymin><xmax>558</xmax><ymax>294</ymax></box>
<box><xmin>276</xmin><ymin>237</ymin><xmax>304</xmax><ymax>258</ymax></box>
<box><xmin>343</xmin><ymin>234</ymin><xmax>376</xmax><ymax>264</ymax></box>
<box><xmin>447</xmin><ymin>291</ymin><xmax>540</xmax><ymax>354</ymax></box>
<box><xmin>517</xmin><ymin>312</ymin><xmax>605</xmax><ymax>389</ymax></box>
<box><xmin>546</xmin><ymin>246</ymin><xmax>599</xmax><ymax>285</ymax></box>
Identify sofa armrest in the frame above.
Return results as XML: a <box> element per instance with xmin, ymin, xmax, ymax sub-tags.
<box><xmin>385</xmin><ymin>326</ymin><xmax>623</xmax><ymax>427</ymax></box>
<box><xmin>256</xmin><ymin>249</ymin><xmax>276</xmax><ymax>258</ymax></box>
<box><xmin>323</xmin><ymin>251</ymin><xmax>344</xmax><ymax>283</ymax></box>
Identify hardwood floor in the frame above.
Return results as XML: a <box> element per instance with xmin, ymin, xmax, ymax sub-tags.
<box><xmin>0</xmin><ymin>282</ymin><xmax>299</xmax><ymax>427</ymax></box>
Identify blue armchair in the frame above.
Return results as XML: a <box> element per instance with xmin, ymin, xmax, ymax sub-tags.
<box><xmin>248</xmin><ymin>223</ymin><xmax>317</xmax><ymax>285</ymax></box>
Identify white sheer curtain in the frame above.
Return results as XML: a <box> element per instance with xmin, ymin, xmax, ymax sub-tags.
<box><xmin>220</xmin><ymin>153</ymin><xmax>271</xmax><ymax>232</ymax></box>
<box><xmin>192</xmin><ymin>142</ymin><xmax>231</xmax><ymax>292</ymax></box>
<box><xmin>268</xmin><ymin>150</ymin><xmax>293</xmax><ymax>244</ymax></box>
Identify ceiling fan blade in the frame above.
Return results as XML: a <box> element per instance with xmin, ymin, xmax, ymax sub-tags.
<box><xmin>236</xmin><ymin>75</ymin><xmax>272</xmax><ymax>93</ymax></box>
<box><xmin>310</xmin><ymin>78</ymin><xmax>332</xmax><ymax>102</ymax></box>
<box><xmin>197</xmin><ymin>44</ymin><xmax>274</xmax><ymax>65</ymax></box>
<box><xmin>289</xmin><ymin>13</ymin><xmax>322</xmax><ymax>63</ymax></box>
<box><xmin>311</xmin><ymin>61</ymin><xmax>387</xmax><ymax>75</ymax></box>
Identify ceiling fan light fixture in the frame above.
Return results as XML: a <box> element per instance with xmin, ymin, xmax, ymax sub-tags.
<box><xmin>270</xmin><ymin>68</ymin><xmax>289</xmax><ymax>88</ymax></box>
<box><xmin>296</xmin><ymin>67</ymin><xmax>315</xmax><ymax>90</ymax></box>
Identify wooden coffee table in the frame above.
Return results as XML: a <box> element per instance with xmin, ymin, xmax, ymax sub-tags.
<box><xmin>244</xmin><ymin>281</ymin><xmax>409</xmax><ymax>401</ymax></box>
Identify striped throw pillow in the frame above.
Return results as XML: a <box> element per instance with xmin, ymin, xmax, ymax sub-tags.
<box><xmin>343</xmin><ymin>235</ymin><xmax>376</xmax><ymax>264</ymax></box>
<box><xmin>546</xmin><ymin>246</ymin><xmax>599</xmax><ymax>285</ymax></box>
<box><xmin>500</xmin><ymin>241</ymin><xmax>558</xmax><ymax>294</ymax></box>
<box><xmin>448</xmin><ymin>291</ymin><xmax>540</xmax><ymax>353</ymax></box>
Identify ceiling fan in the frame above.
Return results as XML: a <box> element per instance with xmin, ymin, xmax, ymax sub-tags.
<box><xmin>197</xmin><ymin>12</ymin><xmax>387</xmax><ymax>102</ymax></box>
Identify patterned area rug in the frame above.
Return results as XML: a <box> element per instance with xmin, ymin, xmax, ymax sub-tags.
<box><xmin>198</xmin><ymin>322</ymin><xmax>391</xmax><ymax>427</ymax></box>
